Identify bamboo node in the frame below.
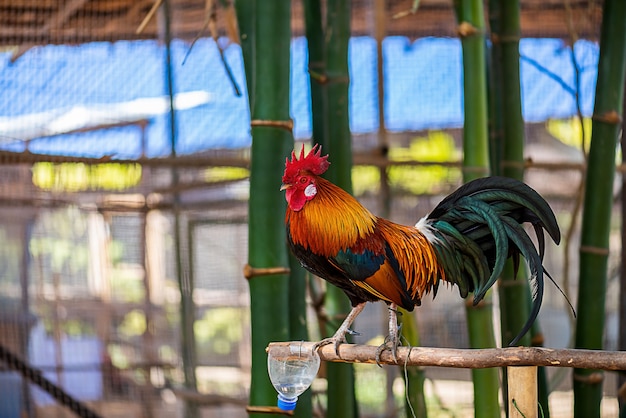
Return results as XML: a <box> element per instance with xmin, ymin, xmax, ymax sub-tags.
<box><xmin>324</xmin><ymin>74</ymin><xmax>350</xmax><ymax>85</ymax></box>
<box><xmin>461</xmin><ymin>166</ymin><xmax>490</xmax><ymax>175</ymax></box>
<box><xmin>498</xmin><ymin>278</ymin><xmax>527</xmax><ymax>288</ymax></box>
<box><xmin>495</xmin><ymin>34</ymin><xmax>521</xmax><ymax>44</ymax></box>
<box><xmin>573</xmin><ymin>371</ymin><xmax>604</xmax><ymax>384</ymax></box>
<box><xmin>308</xmin><ymin>68</ymin><xmax>328</xmax><ymax>84</ymax></box>
<box><xmin>457</xmin><ymin>21</ymin><xmax>481</xmax><ymax>37</ymax></box>
<box><xmin>465</xmin><ymin>298</ymin><xmax>491</xmax><ymax>309</ymax></box>
<box><xmin>592</xmin><ymin>110</ymin><xmax>622</xmax><ymax>124</ymax></box>
<box><xmin>500</xmin><ymin>160</ymin><xmax>526</xmax><ymax>170</ymax></box>
<box><xmin>243</xmin><ymin>264</ymin><xmax>290</xmax><ymax>280</ymax></box>
<box><xmin>579</xmin><ymin>245</ymin><xmax>610</xmax><ymax>256</ymax></box>
<box><xmin>250</xmin><ymin>119</ymin><xmax>294</xmax><ymax>132</ymax></box>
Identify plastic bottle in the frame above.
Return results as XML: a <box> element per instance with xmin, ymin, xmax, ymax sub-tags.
<box><xmin>267</xmin><ymin>343</ymin><xmax>320</xmax><ymax>411</ymax></box>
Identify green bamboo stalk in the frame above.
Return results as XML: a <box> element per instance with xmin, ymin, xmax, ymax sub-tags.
<box><xmin>288</xmin><ymin>253</ymin><xmax>313</xmax><ymax>417</ymax></box>
<box><xmin>574</xmin><ymin>0</ymin><xmax>626</xmax><ymax>416</ymax></box>
<box><xmin>379</xmin><ymin>0</ymin><xmax>426</xmax><ymax>413</ymax></box>
<box><xmin>321</xmin><ymin>2</ymin><xmax>357</xmax><ymax>417</ymax></box>
<box><xmin>323</xmin><ymin>0</ymin><xmax>352</xmax><ymax>191</ymax></box>
<box><xmin>303</xmin><ymin>0</ymin><xmax>328</xmax><ymax>149</ymax></box>
<box><xmin>493</xmin><ymin>0</ymin><xmax>524</xmax><ymax>183</ymax></box>
<box><xmin>398</xmin><ymin>309</ymin><xmax>427</xmax><ymax>417</ymax></box>
<box><xmin>486</xmin><ymin>2</ymin><xmax>503</xmax><ymax>177</ymax></box>
<box><xmin>454</xmin><ymin>1</ymin><xmax>501</xmax><ymax>417</ymax></box>
<box><xmin>235</xmin><ymin>2</ymin><xmax>296</xmax><ymax>415</ymax></box>
<box><xmin>487</xmin><ymin>0</ymin><xmax>550</xmax><ymax>416</ymax></box>
<box><xmin>304</xmin><ymin>0</ymin><xmax>357</xmax><ymax>415</ymax></box>
<box><xmin>486</xmin><ymin>5</ymin><xmax>525</xmax><ymax>417</ymax></box>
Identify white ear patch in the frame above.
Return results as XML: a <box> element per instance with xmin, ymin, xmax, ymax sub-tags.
<box><xmin>304</xmin><ymin>183</ymin><xmax>317</xmax><ymax>198</ymax></box>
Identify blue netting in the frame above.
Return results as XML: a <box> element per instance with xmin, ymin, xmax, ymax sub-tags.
<box><xmin>0</xmin><ymin>37</ymin><xmax>599</xmax><ymax>158</ymax></box>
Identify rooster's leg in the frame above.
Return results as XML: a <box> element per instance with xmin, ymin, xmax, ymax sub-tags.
<box><xmin>376</xmin><ymin>303</ymin><xmax>401</xmax><ymax>365</ymax></box>
<box><xmin>314</xmin><ymin>302</ymin><xmax>366</xmax><ymax>355</ymax></box>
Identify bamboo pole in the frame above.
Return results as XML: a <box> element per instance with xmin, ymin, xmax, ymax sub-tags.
<box><xmin>303</xmin><ymin>0</ymin><xmax>327</xmax><ymax>150</ymax></box>
<box><xmin>507</xmin><ymin>366</ymin><xmax>538</xmax><ymax>418</ymax></box>
<box><xmin>306</xmin><ymin>0</ymin><xmax>358</xmax><ymax>416</ymax></box>
<box><xmin>287</xmin><ymin>252</ymin><xmax>313</xmax><ymax>418</ymax></box>
<box><xmin>574</xmin><ymin>0</ymin><xmax>626</xmax><ymax>416</ymax></box>
<box><xmin>234</xmin><ymin>1</ymin><xmax>295</xmax><ymax>416</ymax></box>
<box><xmin>489</xmin><ymin>0</ymin><xmax>531</xmax><ymax>348</ymax></box>
<box><xmin>453</xmin><ymin>0</ymin><xmax>500</xmax><ymax>416</ymax></box>
<box><xmin>488</xmin><ymin>0</ymin><xmax>551</xmax><ymax>415</ymax></box>
<box><xmin>267</xmin><ymin>343</ymin><xmax>626</xmax><ymax>370</ymax></box>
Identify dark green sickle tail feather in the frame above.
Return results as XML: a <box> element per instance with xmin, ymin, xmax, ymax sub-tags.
<box><xmin>423</xmin><ymin>176</ymin><xmax>560</xmax><ymax>346</ymax></box>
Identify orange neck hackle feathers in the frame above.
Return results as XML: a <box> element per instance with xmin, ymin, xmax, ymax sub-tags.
<box><xmin>286</xmin><ymin>176</ymin><xmax>377</xmax><ymax>257</ymax></box>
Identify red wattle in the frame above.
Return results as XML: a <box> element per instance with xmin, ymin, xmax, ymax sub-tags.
<box><xmin>286</xmin><ymin>188</ymin><xmax>305</xmax><ymax>211</ymax></box>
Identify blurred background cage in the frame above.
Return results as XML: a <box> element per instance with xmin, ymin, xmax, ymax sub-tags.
<box><xmin>0</xmin><ymin>0</ymin><xmax>618</xmax><ymax>417</ymax></box>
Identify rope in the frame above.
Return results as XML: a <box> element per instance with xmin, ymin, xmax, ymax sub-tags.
<box><xmin>0</xmin><ymin>343</ymin><xmax>103</xmax><ymax>418</ymax></box>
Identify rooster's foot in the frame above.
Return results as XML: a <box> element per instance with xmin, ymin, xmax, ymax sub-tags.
<box><xmin>313</xmin><ymin>336</ymin><xmax>346</xmax><ymax>356</ymax></box>
<box><xmin>315</xmin><ymin>303</ymin><xmax>367</xmax><ymax>357</ymax></box>
<box><xmin>313</xmin><ymin>326</ymin><xmax>360</xmax><ymax>355</ymax></box>
<box><xmin>375</xmin><ymin>323</ymin><xmax>402</xmax><ymax>366</ymax></box>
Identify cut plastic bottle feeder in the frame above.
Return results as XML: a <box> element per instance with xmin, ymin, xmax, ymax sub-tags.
<box><xmin>267</xmin><ymin>342</ymin><xmax>321</xmax><ymax>411</ymax></box>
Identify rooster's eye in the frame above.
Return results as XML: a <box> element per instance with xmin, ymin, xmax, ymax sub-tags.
<box><xmin>299</xmin><ymin>177</ymin><xmax>308</xmax><ymax>184</ymax></box>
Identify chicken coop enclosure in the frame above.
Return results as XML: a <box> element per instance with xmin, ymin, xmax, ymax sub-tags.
<box><xmin>0</xmin><ymin>0</ymin><xmax>621</xmax><ymax>417</ymax></box>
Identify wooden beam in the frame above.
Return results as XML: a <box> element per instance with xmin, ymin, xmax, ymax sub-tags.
<box><xmin>0</xmin><ymin>149</ymin><xmax>249</xmax><ymax>168</ymax></box>
<box><xmin>0</xmin><ymin>0</ymin><xmax>602</xmax><ymax>46</ymax></box>
<box><xmin>40</xmin><ymin>0</ymin><xmax>88</xmax><ymax>33</ymax></box>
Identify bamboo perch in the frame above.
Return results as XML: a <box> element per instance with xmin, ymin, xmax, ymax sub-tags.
<box><xmin>266</xmin><ymin>343</ymin><xmax>626</xmax><ymax>371</ymax></box>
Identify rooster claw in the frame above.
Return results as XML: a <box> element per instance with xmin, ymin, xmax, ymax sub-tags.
<box><xmin>375</xmin><ymin>335</ymin><xmax>400</xmax><ymax>366</ymax></box>
<box><xmin>375</xmin><ymin>320</ymin><xmax>402</xmax><ymax>366</ymax></box>
<box><xmin>345</xmin><ymin>328</ymin><xmax>361</xmax><ymax>336</ymax></box>
<box><xmin>313</xmin><ymin>303</ymin><xmax>367</xmax><ymax>358</ymax></box>
<box><xmin>313</xmin><ymin>336</ymin><xmax>346</xmax><ymax>356</ymax></box>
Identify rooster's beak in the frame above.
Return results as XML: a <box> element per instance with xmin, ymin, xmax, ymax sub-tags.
<box><xmin>280</xmin><ymin>184</ymin><xmax>290</xmax><ymax>191</ymax></box>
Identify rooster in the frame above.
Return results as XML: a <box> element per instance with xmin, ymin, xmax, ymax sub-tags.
<box><xmin>281</xmin><ymin>145</ymin><xmax>560</xmax><ymax>359</ymax></box>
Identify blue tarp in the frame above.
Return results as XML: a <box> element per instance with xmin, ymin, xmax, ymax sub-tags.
<box><xmin>0</xmin><ymin>37</ymin><xmax>599</xmax><ymax>158</ymax></box>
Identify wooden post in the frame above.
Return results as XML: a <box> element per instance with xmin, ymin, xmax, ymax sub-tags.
<box><xmin>507</xmin><ymin>366</ymin><xmax>537</xmax><ymax>418</ymax></box>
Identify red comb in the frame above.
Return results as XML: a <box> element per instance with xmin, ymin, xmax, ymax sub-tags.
<box><xmin>283</xmin><ymin>144</ymin><xmax>330</xmax><ymax>182</ymax></box>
